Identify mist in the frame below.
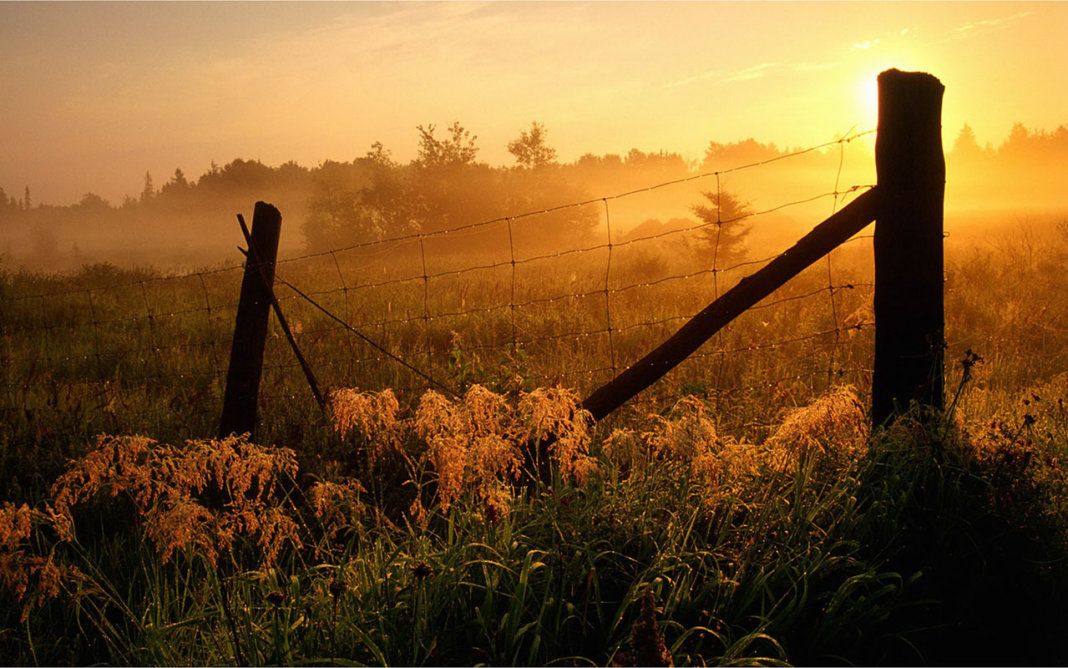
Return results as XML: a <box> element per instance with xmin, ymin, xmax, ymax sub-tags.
<box><xmin>0</xmin><ymin>120</ymin><xmax>1065</xmax><ymax>276</ymax></box>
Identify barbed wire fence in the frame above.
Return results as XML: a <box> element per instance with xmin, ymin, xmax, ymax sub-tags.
<box><xmin>1</xmin><ymin>129</ymin><xmax>878</xmax><ymax>446</ymax></box>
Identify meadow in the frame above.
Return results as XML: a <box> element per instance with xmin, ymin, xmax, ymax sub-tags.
<box><xmin>2</xmin><ymin>209</ymin><xmax>1068</xmax><ymax>665</ymax></box>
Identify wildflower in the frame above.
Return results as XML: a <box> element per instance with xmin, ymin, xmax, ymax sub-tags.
<box><xmin>50</xmin><ymin>435</ymin><xmax>157</xmax><ymax>514</ymax></box>
<box><xmin>0</xmin><ymin>503</ymin><xmax>88</xmax><ymax>621</ymax></box>
<box><xmin>409</xmin><ymin>497</ymin><xmax>429</xmax><ymax>532</ymax></box>
<box><xmin>330</xmin><ymin>388</ymin><xmax>401</xmax><ymax>465</ymax></box>
<box><xmin>766</xmin><ymin>385</ymin><xmax>868</xmax><ymax>468</ymax></box>
<box><xmin>415</xmin><ymin>390</ymin><xmax>469</xmax><ymax>511</ymax></box>
<box><xmin>644</xmin><ymin>396</ymin><xmax>721</xmax><ymax>481</ymax></box>
<box><xmin>619</xmin><ymin>589</ymin><xmax>672</xmax><ymax>667</ymax></box>
<box><xmin>49</xmin><ymin>434</ymin><xmax>301</xmax><ymax>567</ymax></box>
<box><xmin>0</xmin><ymin>503</ymin><xmax>33</xmax><ymax>549</ymax></box>
<box><xmin>517</xmin><ymin>387</ymin><xmax>595</xmax><ymax>485</ymax></box>
<box><xmin>144</xmin><ymin>498</ymin><xmax>218</xmax><ymax>565</ymax></box>
<box><xmin>416</xmin><ymin>386</ymin><xmax>523</xmax><ymax>512</ymax></box>
<box><xmin>308</xmin><ymin>479</ymin><xmax>367</xmax><ymax>540</ymax></box>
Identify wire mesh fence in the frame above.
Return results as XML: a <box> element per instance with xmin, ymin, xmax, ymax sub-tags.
<box><xmin>1</xmin><ymin>129</ymin><xmax>877</xmax><ymax>444</ymax></box>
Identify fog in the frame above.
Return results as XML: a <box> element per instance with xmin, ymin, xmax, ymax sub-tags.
<box><xmin>1</xmin><ymin>121</ymin><xmax>1065</xmax><ymax>276</ymax></box>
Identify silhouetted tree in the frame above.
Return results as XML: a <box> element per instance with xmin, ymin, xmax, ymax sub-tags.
<box><xmin>0</xmin><ymin>187</ymin><xmax>19</xmax><ymax>217</ymax></box>
<box><xmin>416</xmin><ymin>122</ymin><xmax>479</xmax><ymax>169</ymax></box>
<box><xmin>140</xmin><ymin>172</ymin><xmax>155</xmax><ymax>202</ymax></box>
<box><xmin>358</xmin><ymin>142</ymin><xmax>419</xmax><ymax>237</ymax></box>
<box><xmin>508</xmin><ymin>122</ymin><xmax>558</xmax><ymax>169</ymax></box>
<box><xmin>951</xmin><ymin>124</ymin><xmax>986</xmax><ymax>161</ymax></box>
<box><xmin>303</xmin><ymin>160</ymin><xmax>369</xmax><ymax>251</ymax></box>
<box><xmin>158</xmin><ymin>168</ymin><xmax>191</xmax><ymax>199</ymax></box>
<box><xmin>700</xmin><ymin>138</ymin><xmax>781</xmax><ymax>171</ymax></box>
<box><xmin>76</xmin><ymin>192</ymin><xmax>111</xmax><ymax>211</ymax></box>
<box><xmin>302</xmin><ymin>144</ymin><xmax>423</xmax><ymax>251</ymax></box>
<box><xmin>691</xmin><ymin>190</ymin><xmax>752</xmax><ymax>266</ymax></box>
<box><xmin>173</xmin><ymin>168</ymin><xmax>188</xmax><ymax>187</ymax></box>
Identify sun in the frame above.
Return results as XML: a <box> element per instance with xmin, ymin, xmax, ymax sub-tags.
<box><xmin>854</xmin><ymin>55</ymin><xmax>923</xmax><ymax>130</ymax></box>
<box><xmin>855</xmin><ymin>75</ymin><xmax>880</xmax><ymax>129</ymax></box>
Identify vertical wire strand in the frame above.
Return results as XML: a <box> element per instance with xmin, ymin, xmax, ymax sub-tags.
<box><xmin>330</xmin><ymin>249</ymin><xmax>360</xmax><ymax>384</ymax></box>
<box><xmin>505</xmin><ymin>217</ymin><xmax>520</xmax><ymax>355</ymax></box>
<box><xmin>712</xmin><ymin>172</ymin><xmax>727</xmax><ymax>386</ymax></box>
<box><xmin>139</xmin><ymin>280</ymin><xmax>165</xmax><ymax>381</ymax></box>
<box><xmin>603</xmin><ymin>199</ymin><xmax>617</xmax><ymax>376</ymax></box>
<box><xmin>419</xmin><ymin>236</ymin><xmax>433</xmax><ymax>384</ymax></box>
<box><xmin>84</xmin><ymin>288</ymin><xmax>103</xmax><ymax>375</ymax></box>
<box><xmin>197</xmin><ymin>273</ymin><xmax>223</xmax><ymax>378</ymax></box>
<box><xmin>824</xmin><ymin>137</ymin><xmax>846</xmax><ymax>389</ymax></box>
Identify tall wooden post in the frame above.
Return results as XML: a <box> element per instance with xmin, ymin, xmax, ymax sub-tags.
<box><xmin>220</xmin><ymin>202</ymin><xmax>282</xmax><ymax>438</ymax></box>
<box><xmin>872</xmin><ymin>69</ymin><xmax>946</xmax><ymax>426</ymax></box>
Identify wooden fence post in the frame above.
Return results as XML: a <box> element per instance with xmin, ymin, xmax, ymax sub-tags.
<box><xmin>872</xmin><ymin>69</ymin><xmax>946</xmax><ymax>426</ymax></box>
<box><xmin>219</xmin><ymin>202</ymin><xmax>282</xmax><ymax>438</ymax></box>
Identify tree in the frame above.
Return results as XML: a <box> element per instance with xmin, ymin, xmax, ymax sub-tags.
<box><xmin>141</xmin><ymin>171</ymin><xmax>155</xmax><ymax>202</ymax></box>
<box><xmin>158</xmin><ymin>168</ymin><xmax>191</xmax><ymax>199</ymax></box>
<box><xmin>171</xmin><ymin>168</ymin><xmax>189</xmax><ymax>188</ymax></box>
<box><xmin>77</xmin><ymin>192</ymin><xmax>111</xmax><ymax>211</ymax></box>
<box><xmin>950</xmin><ymin>123</ymin><xmax>985</xmax><ymax>161</ymax></box>
<box><xmin>357</xmin><ymin>142</ymin><xmax>419</xmax><ymax>238</ymax></box>
<box><xmin>0</xmin><ymin>187</ymin><xmax>19</xmax><ymax>216</ymax></box>
<box><xmin>302</xmin><ymin>143</ymin><xmax>420</xmax><ymax>251</ymax></box>
<box><xmin>416</xmin><ymin>122</ymin><xmax>479</xmax><ymax>169</ymax></box>
<box><xmin>508</xmin><ymin>122</ymin><xmax>557</xmax><ymax>169</ymax></box>
<box><xmin>691</xmin><ymin>190</ymin><xmax>752</xmax><ymax>266</ymax></box>
<box><xmin>700</xmin><ymin>138</ymin><xmax>781</xmax><ymax>171</ymax></box>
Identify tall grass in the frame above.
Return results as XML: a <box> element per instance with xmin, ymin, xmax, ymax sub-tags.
<box><xmin>2</xmin><ymin>373</ymin><xmax>1068</xmax><ymax>665</ymax></box>
<box><xmin>2</xmin><ymin>215</ymin><xmax>1068</xmax><ymax>663</ymax></box>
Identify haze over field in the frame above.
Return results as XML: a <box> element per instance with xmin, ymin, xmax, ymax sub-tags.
<box><xmin>1</xmin><ymin>1</ymin><xmax>1065</xmax><ymax>205</ymax></box>
<box><xmin>7</xmin><ymin>7</ymin><xmax>1068</xmax><ymax>664</ymax></box>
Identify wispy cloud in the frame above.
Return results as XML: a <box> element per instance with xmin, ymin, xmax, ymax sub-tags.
<box><xmin>721</xmin><ymin>62</ymin><xmax>781</xmax><ymax>83</ymax></box>
<box><xmin>955</xmin><ymin>11</ymin><xmax>1035</xmax><ymax>34</ymax></box>
<box><xmin>852</xmin><ymin>39</ymin><xmax>879</xmax><ymax>50</ymax></box>
<box><xmin>664</xmin><ymin>61</ymin><xmax>838</xmax><ymax>89</ymax></box>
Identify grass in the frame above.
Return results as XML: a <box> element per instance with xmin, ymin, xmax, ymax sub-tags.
<box><xmin>3</xmin><ymin>381</ymin><xmax>1068</xmax><ymax>666</ymax></box>
<box><xmin>2</xmin><ymin>213</ymin><xmax>1068</xmax><ymax>664</ymax></box>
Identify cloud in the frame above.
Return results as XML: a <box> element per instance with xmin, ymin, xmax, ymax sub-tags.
<box><xmin>663</xmin><ymin>60</ymin><xmax>838</xmax><ymax>89</ymax></box>
<box><xmin>955</xmin><ymin>11</ymin><xmax>1034</xmax><ymax>33</ymax></box>
<box><xmin>852</xmin><ymin>39</ymin><xmax>880</xmax><ymax>50</ymax></box>
<box><xmin>722</xmin><ymin>62</ymin><xmax>781</xmax><ymax>83</ymax></box>
<box><xmin>660</xmin><ymin>62</ymin><xmax>778</xmax><ymax>89</ymax></box>
<box><xmin>663</xmin><ymin>62</ymin><xmax>780</xmax><ymax>89</ymax></box>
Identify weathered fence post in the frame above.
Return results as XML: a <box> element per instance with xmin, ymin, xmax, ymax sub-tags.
<box><xmin>872</xmin><ymin>69</ymin><xmax>946</xmax><ymax>426</ymax></box>
<box><xmin>219</xmin><ymin>201</ymin><xmax>282</xmax><ymax>438</ymax></box>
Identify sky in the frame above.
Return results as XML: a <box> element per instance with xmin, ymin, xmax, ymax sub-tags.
<box><xmin>1</xmin><ymin>1</ymin><xmax>1066</xmax><ymax>206</ymax></box>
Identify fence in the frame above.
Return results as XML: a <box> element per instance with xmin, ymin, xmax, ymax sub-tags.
<box><xmin>0</xmin><ymin>69</ymin><xmax>944</xmax><ymax>460</ymax></box>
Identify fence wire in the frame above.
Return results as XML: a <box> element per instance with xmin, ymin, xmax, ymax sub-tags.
<box><xmin>2</xmin><ymin>129</ymin><xmax>877</xmax><ymax>442</ymax></box>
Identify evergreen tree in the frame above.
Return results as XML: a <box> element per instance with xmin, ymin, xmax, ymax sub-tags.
<box><xmin>691</xmin><ymin>190</ymin><xmax>752</xmax><ymax>266</ymax></box>
<box><xmin>141</xmin><ymin>171</ymin><xmax>155</xmax><ymax>201</ymax></box>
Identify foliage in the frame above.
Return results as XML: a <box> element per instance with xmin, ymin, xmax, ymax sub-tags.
<box><xmin>3</xmin><ymin>376</ymin><xmax>1068</xmax><ymax>664</ymax></box>
<box><xmin>416</xmin><ymin>122</ymin><xmax>479</xmax><ymax>170</ymax></box>
<box><xmin>508</xmin><ymin>121</ymin><xmax>558</xmax><ymax>169</ymax></box>
<box><xmin>691</xmin><ymin>189</ymin><xmax>753</xmax><ymax>266</ymax></box>
<box><xmin>4</xmin><ymin>130</ymin><xmax>1068</xmax><ymax>663</ymax></box>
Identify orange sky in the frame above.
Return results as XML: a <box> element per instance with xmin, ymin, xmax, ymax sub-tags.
<box><xmin>1</xmin><ymin>1</ymin><xmax>1065</xmax><ymax>205</ymax></box>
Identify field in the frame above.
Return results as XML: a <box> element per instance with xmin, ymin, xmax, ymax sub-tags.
<box><xmin>2</xmin><ymin>210</ymin><xmax>1068</xmax><ymax>665</ymax></box>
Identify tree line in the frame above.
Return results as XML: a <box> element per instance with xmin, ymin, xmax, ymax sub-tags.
<box><xmin>2</xmin><ymin>120</ymin><xmax>1065</xmax><ymax>268</ymax></box>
